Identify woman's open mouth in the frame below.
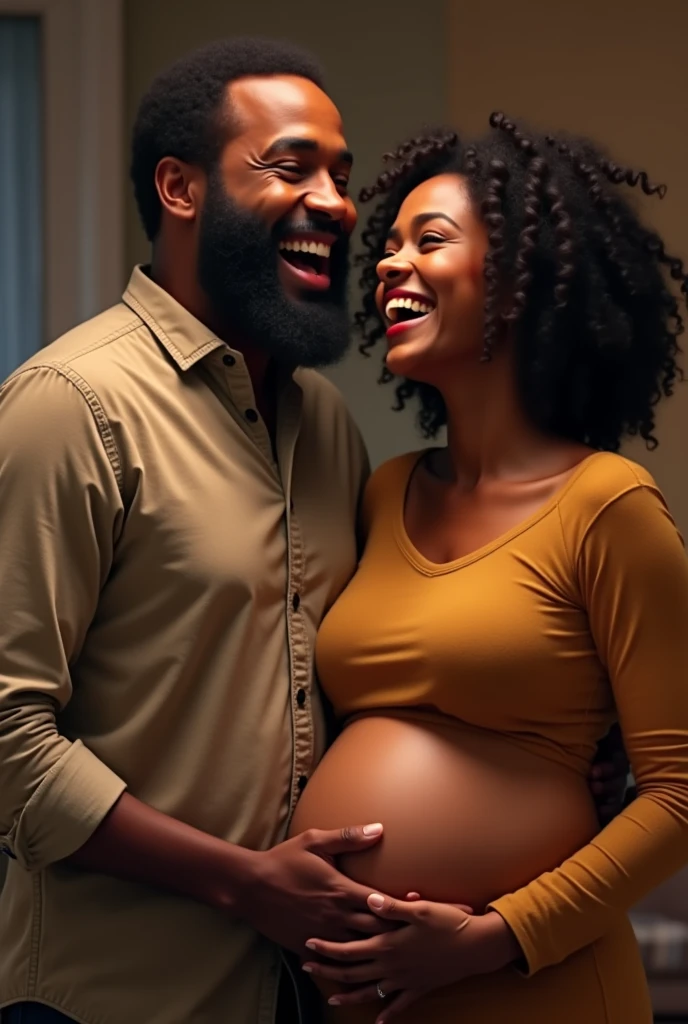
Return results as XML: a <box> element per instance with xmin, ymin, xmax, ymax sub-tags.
<box><xmin>277</xmin><ymin>233</ymin><xmax>335</xmax><ymax>293</ymax></box>
<box><xmin>384</xmin><ymin>289</ymin><xmax>436</xmax><ymax>339</ymax></box>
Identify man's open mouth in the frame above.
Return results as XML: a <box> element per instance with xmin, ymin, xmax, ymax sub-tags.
<box><xmin>277</xmin><ymin>233</ymin><xmax>335</xmax><ymax>292</ymax></box>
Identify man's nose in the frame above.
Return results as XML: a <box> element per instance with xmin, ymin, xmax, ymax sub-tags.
<box><xmin>303</xmin><ymin>175</ymin><xmax>349</xmax><ymax>222</ymax></box>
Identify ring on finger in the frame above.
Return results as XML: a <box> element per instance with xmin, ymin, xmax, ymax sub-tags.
<box><xmin>376</xmin><ymin>982</ymin><xmax>386</xmax><ymax>1000</ymax></box>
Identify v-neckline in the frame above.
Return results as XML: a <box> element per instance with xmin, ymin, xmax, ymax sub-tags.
<box><xmin>394</xmin><ymin>448</ymin><xmax>605</xmax><ymax>576</ymax></box>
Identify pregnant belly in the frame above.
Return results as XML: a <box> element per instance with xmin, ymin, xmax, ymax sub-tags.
<box><xmin>288</xmin><ymin>712</ymin><xmax>599</xmax><ymax>909</ymax></box>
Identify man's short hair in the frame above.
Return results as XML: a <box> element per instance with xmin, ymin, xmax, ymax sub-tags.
<box><xmin>131</xmin><ymin>37</ymin><xmax>326</xmax><ymax>241</ymax></box>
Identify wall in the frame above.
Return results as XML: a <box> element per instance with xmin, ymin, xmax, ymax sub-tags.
<box><xmin>448</xmin><ymin>0</ymin><xmax>688</xmax><ymax>532</ymax></box>
<box><xmin>124</xmin><ymin>1</ymin><xmax>687</xmax><ymax>521</ymax></box>
<box><xmin>124</xmin><ymin>0</ymin><xmax>449</xmax><ymax>468</ymax></box>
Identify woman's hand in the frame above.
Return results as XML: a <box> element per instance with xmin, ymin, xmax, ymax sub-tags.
<box><xmin>303</xmin><ymin>894</ymin><xmax>522</xmax><ymax>1022</ymax></box>
<box><xmin>589</xmin><ymin>722</ymin><xmax>629</xmax><ymax>824</ymax></box>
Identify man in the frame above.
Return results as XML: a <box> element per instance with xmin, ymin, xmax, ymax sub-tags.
<box><xmin>0</xmin><ymin>37</ymin><xmax>385</xmax><ymax>1024</ymax></box>
<box><xmin>0</xmin><ymin>36</ymin><xmax>625</xmax><ymax>1024</ymax></box>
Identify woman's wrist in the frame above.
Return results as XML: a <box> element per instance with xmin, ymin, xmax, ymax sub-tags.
<box><xmin>479</xmin><ymin>910</ymin><xmax>523</xmax><ymax>969</ymax></box>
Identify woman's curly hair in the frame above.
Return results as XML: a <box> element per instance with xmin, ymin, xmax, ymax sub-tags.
<box><xmin>355</xmin><ymin>113</ymin><xmax>687</xmax><ymax>450</ymax></box>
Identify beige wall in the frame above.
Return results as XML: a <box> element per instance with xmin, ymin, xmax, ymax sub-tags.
<box><xmin>124</xmin><ymin>0</ymin><xmax>449</xmax><ymax>468</ymax></box>
<box><xmin>123</xmin><ymin>1</ymin><xmax>686</xmax><ymax>523</ymax></box>
<box><xmin>448</xmin><ymin>0</ymin><xmax>688</xmax><ymax>532</ymax></box>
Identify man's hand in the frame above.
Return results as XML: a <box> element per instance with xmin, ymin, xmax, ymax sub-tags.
<box><xmin>590</xmin><ymin>723</ymin><xmax>629</xmax><ymax>825</ymax></box>
<box><xmin>68</xmin><ymin>795</ymin><xmax>393</xmax><ymax>955</ymax></box>
<box><xmin>235</xmin><ymin>825</ymin><xmax>395</xmax><ymax>954</ymax></box>
<box><xmin>67</xmin><ymin>795</ymin><xmax>391</xmax><ymax>954</ymax></box>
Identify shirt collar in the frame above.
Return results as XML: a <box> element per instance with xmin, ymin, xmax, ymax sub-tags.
<box><xmin>122</xmin><ymin>265</ymin><xmax>225</xmax><ymax>371</ymax></box>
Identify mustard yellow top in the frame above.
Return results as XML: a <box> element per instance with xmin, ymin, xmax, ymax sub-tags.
<box><xmin>316</xmin><ymin>450</ymin><xmax>688</xmax><ymax>975</ymax></box>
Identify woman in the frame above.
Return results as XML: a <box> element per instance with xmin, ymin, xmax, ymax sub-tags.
<box><xmin>288</xmin><ymin>112</ymin><xmax>688</xmax><ymax>1023</ymax></box>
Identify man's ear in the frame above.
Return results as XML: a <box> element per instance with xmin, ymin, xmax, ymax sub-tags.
<box><xmin>154</xmin><ymin>157</ymin><xmax>205</xmax><ymax>225</ymax></box>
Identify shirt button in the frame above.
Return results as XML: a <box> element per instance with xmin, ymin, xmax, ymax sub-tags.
<box><xmin>245</xmin><ymin>408</ymin><xmax>259</xmax><ymax>423</ymax></box>
<box><xmin>298</xmin><ymin>775</ymin><xmax>308</xmax><ymax>791</ymax></box>
<box><xmin>296</xmin><ymin>688</ymin><xmax>306</xmax><ymax>707</ymax></box>
<box><xmin>292</xmin><ymin>592</ymin><xmax>300</xmax><ymax>611</ymax></box>
<box><xmin>222</xmin><ymin>353</ymin><xmax>236</xmax><ymax>367</ymax></box>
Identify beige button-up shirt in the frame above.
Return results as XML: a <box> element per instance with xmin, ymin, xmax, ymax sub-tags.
<box><xmin>0</xmin><ymin>268</ymin><xmax>369</xmax><ymax>1024</ymax></box>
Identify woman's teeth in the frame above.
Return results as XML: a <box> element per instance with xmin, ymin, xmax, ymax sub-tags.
<box><xmin>385</xmin><ymin>296</ymin><xmax>436</xmax><ymax>322</ymax></box>
<box><xmin>278</xmin><ymin>240</ymin><xmax>331</xmax><ymax>258</ymax></box>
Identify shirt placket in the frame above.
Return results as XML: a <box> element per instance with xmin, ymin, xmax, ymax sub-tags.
<box><xmin>212</xmin><ymin>350</ymin><xmax>275</xmax><ymax>461</ymax></box>
<box><xmin>277</xmin><ymin>383</ymin><xmax>316</xmax><ymax>818</ymax></box>
<box><xmin>199</xmin><ymin>354</ymin><xmax>311</xmax><ymax>1024</ymax></box>
<box><xmin>205</xmin><ymin>352</ymin><xmax>316</xmax><ymax>811</ymax></box>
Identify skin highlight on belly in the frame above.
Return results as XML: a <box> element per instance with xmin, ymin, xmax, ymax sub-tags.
<box><xmin>288</xmin><ymin>712</ymin><xmax>598</xmax><ymax>909</ymax></box>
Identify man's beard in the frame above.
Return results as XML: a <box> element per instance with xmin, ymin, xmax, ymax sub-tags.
<box><xmin>197</xmin><ymin>174</ymin><xmax>351</xmax><ymax>369</ymax></box>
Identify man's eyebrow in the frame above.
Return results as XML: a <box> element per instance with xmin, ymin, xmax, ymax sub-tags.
<box><xmin>261</xmin><ymin>137</ymin><xmax>353</xmax><ymax>165</ymax></box>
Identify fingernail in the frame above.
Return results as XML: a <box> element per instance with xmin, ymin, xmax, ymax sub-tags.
<box><xmin>369</xmin><ymin>893</ymin><xmax>385</xmax><ymax>908</ymax></box>
<box><xmin>328</xmin><ymin>997</ymin><xmax>341</xmax><ymax>1006</ymax></box>
<box><xmin>363</xmin><ymin>823</ymin><xmax>383</xmax><ymax>836</ymax></box>
<box><xmin>305</xmin><ymin>941</ymin><xmax>317</xmax><ymax>950</ymax></box>
<box><xmin>302</xmin><ymin>964</ymin><xmax>313</xmax><ymax>973</ymax></box>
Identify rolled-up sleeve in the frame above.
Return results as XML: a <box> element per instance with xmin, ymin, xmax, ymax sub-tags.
<box><xmin>0</xmin><ymin>365</ymin><xmax>127</xmax><ymax>870</ymax></box>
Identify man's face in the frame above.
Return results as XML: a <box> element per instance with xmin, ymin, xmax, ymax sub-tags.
<box><xmin>196</xmin><ymin>75</ymin><xmax>358</xmax><ymax>369</ymax></box>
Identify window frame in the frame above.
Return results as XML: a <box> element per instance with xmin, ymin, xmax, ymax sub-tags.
<box><xmin>0</xmin><ymin>0</ymin><xmax>124</xmax><ymax>343</ymax></box>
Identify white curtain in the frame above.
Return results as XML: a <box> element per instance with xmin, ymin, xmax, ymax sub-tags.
<box><xmin>0</xmin><ymin>16</ymin><xmax>42</xmax><ymax>382</ymax></box>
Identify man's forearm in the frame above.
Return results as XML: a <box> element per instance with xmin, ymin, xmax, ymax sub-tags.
<box><xmin>67</xmin><ymin>791</ymin><xmax>256</xmax><ymax>913</ymax></box>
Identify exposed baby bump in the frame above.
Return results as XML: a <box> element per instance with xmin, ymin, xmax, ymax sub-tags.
<box><xmin>289</xmin><ymin>713</ymin><xmax>598</xmax><ymax>908</ymax></box>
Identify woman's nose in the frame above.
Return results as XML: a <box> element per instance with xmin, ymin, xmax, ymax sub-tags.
<box><xmin>378</xmin><ymin>256</ymin><xmax>412</xmax><ymax>284</ymax></box>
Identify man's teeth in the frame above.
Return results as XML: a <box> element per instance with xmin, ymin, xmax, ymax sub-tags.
<box><xmin>278</xmin><ymin>240</ymin><xmax>331</xmax><ymax>257</ymax></box>
<box><xmin>385</xmin><ymin>296</ymin><xmax>435</xmax><ymax>319</ymax></box>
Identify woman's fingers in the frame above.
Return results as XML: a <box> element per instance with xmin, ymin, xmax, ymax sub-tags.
<box><xmin>303</xmin><ymin>959</ymin><xmax>381</xmax><ymax>984</ymax></box>
<box><xmin>327</xmin><ymin>980</ymin><xmax>397</xmax><ymax>1007</ymax></box>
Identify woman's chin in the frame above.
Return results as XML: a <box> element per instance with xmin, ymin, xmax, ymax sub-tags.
<box><xmin>385</xmin><ymin>336</ymin><xmax>435</xmax><ymax>381</ymax></box>
<box><xmin>385</xmin><ymin>350</ymin><xmax>438</xmax><ymax>385</ymax></box>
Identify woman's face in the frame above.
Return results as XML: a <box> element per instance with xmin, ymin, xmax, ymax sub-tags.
<box><xmin>375</xmin><ymin>173</ymin><xmax>489</xmax><ymax>383</ymax></box>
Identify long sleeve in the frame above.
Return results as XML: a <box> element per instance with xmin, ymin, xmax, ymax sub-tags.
<box><xmin>0</xmin><ymin>366</ymin><xmax>127</xmax><ymax>871</ymax></box>
<box><xmin>489</xmin><ymin>478</ymin><xmax>688</xmax><ymax>975</ymax></box>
